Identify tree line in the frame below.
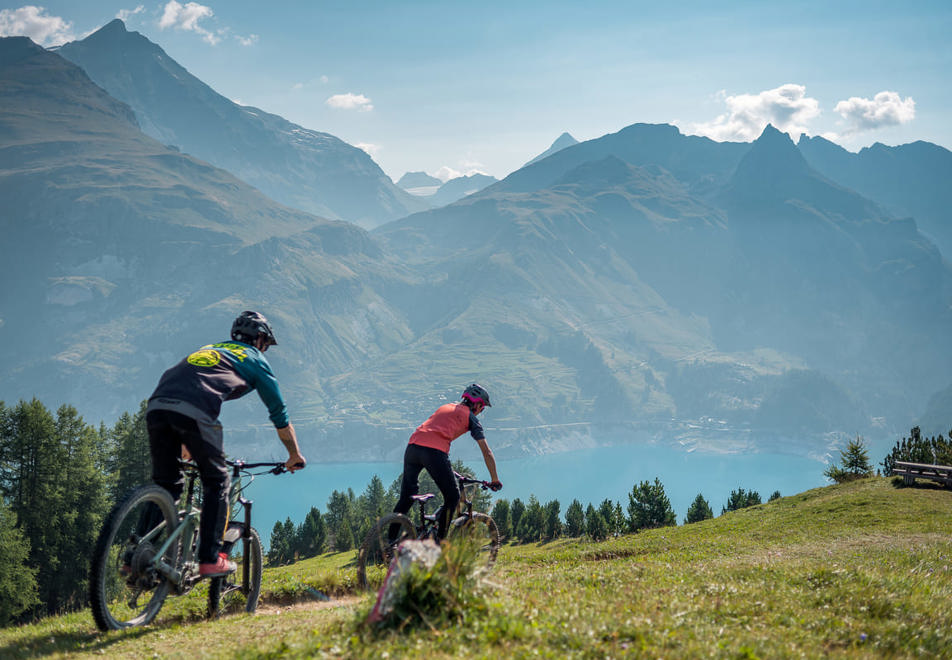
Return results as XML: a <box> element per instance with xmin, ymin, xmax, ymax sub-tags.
<box><xmin>0</xmin><ymin>398</ymin><xmax>151</xmax><ymax>625</ymax></box>
<box><xmin>269</xmin><ymin>472</ymin><xmax>784</xmax><ymax>566</ymax></box>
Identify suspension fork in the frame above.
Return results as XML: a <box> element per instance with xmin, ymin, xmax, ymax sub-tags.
<box><xmin>238</xmin><ymin>494</ymin><xmax>253</xmax><ymax>591</ymax></box>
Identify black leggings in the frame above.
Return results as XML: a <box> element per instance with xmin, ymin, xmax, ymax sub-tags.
<box><xmin>394</xmin><ymin>443</ymin><xmax>459</xmax><ymax>539</ymax></box>
<box><xmin>146</xmin><ymin>409</ymin><xmax>231</xmax><ymax>564</ymax></box>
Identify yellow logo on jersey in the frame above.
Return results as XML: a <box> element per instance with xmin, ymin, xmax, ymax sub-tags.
<box><xmin>187</xmin><ymin>349</ymin><xmax>222</xmax><ymax>367</ymax></box>
<box><xmin>210</xmin><ymin>342</ymin><xmax>249</xmax><ymax>361</ymax></box>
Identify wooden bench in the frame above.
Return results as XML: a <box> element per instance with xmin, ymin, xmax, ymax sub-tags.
<box><xmin>892</xmin><ymin>460</ymin><xmax>952</xmax><ymax>487</ymax></box>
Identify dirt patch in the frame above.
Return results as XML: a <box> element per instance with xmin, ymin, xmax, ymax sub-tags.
<box><xmin>256</xmin><ymin>595</ymin><xmax>363</xmax><ymax>615</ymax></box>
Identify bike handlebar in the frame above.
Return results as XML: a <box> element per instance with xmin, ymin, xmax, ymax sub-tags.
<box><xmin>453</xmin><ymin>470</ymin><xmax>498</xmax><ymax>491</ymax></box>
<box><xmin>179</xmin><ymin>458</ymin><xmax>303</xmax><ymax>475</ymax></box>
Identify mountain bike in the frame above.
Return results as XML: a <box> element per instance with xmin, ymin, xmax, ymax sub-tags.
<box><xmin>89</xmin><ymin>459</ymin><xmax>291</xmax><ymax>631</ymax></box>
<box><xmin>356</xmin><ymin>471</ymin><xmax>501</xmax><ymax>590</ymax></box>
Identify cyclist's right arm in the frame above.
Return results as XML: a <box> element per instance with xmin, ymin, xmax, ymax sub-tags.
<box><xmin>277</xmin><ymin>423</ymin><xmax>306</xmax><ymax>472</ymax></box>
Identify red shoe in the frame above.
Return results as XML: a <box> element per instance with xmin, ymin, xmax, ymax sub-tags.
<box><xmin>199</xmin><ymin>553</ymin><xmax>237</xmax><ymax>578</ymax></box>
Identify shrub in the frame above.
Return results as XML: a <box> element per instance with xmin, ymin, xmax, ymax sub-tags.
<box><xmin>365</xmin><ymin>535</ymin><xmax>487</xmax><ymax>632</ymax></box>
<box><xmin>825</xmin><ymin>436</ymin><xmax>874</xmax><ymax>483</ymax></box>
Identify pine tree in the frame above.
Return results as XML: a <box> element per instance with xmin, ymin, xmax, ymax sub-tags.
<box><xmin>517</xmin><ymin>495</ymin><xmax>545</xmax><ymax>543</ymax></box>
<box><xmin>598</xmin><ymin>499</ymin><xmax>623</xmax><ymax>536</ymax></box>
<box><xmin>325</xmin><ymin>489</ymin><xmax>357</xmax><ymax>551</ymax></box>
<box><xmin>510</xmin><ymin>498</ymin><xmax>526</xmax><ymax>537</ymax></box>
<box><xmin>565</xmin><ymin>499</ymin><xmax>585</xmax><ymax>537</ymax></box>
<box><xmin>355</xmin><ymin>475</ymin><xmax>389</xmax><ymax>541</ymax></box>
<box><xmin>543</xmin><ymin>500</ymin><xmax>562</xmax><ymax>540</ymax></box>
<box><xmin>107</xmin><ymin>401</ymin><xmax>151</xmax><ymax>503</ymax></box>
<box><xmin>722</xmin><ymin>488</ymin><xmax>762</xmax><ymax>513</ymax></box>
<box><xmin>491</xmin><ymin>499</ymin><xmax>511</xmax><ymax>540</ymax></box>
<box><xmin>49</xmin><ymin>405</ymin><xmax>109</xmax><ymax>611</ymax></box>
<box><xmin>269</xmin><ymin>519</ymin><xmax>292</xmax><ymax>565</ymax></box>
<box><xmin>627</xmin><ymin>478</ymin><xmax>676</xmax><ymax>531</ymax></box>
<box><xmin>0</xmin><ymin>498</ymin><xmax>38</xmax><ymax>624</ymax></box>
<box><xmin>585</xmin><ymin>503</ymin><xmax>608</xmax><ymax>540</ymax></box>
<box><xmin>825</xmin><ymin>435</ymin><xmax>874</xmax><ymax>483</ymax></box>
<box><xmin>684</xmin><ymin>493</ymin><xmax>713</xmax><ymax>524</ymax></box>
<box><xmin>295</xmin><ymin>507</ymin><xmax>326</xmax><ymax>558</ymax></box>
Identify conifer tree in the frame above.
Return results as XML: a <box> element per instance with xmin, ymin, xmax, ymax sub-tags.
<box><xmin>295</xmin><ymin>507</ymin><xmax>326</xmax><ymax>558</ymax></box>
<box><xmin>565</xmin><ymin>499</ymin><xmax>585</xmax><ymax>537</ymax></box>
<box><xmin>107</xmin><ymin>401</ymin><xmax>151</xmax><ymax>503</ymax></box>
<box><xmin>722</xmin><ymin>488</ymin><xmax>762</xmax><ymax>513</ymax></box>
<box><xmin>0</xmin><ymin>498</ymin><xmax>38</xmax><ymax>625</ymax></box>
<box><xmin>491</xmin><ymin>499</ymin><xmax>511</xmax><ymax>539</ymax></box>
<box><xmin>269</xmin><ymin>518</ymin><xmax>294</xmax><ymax>565</ymax></box>
<box><xmin>49</xmin><ymin>405</ymin><xmax>109</xmax><ymax>611</ymax></box>
<box><xmin>510</xmin><ymin>498</ymin><xmax>526</xmax><ymax>537</ymax></box>
<box><xmin>543</xmin><ymin>500</ymin><xmax>562</xmax><ymax>540</ymax></box>
<box><xmin>627</xmin><ymin>478</ymin><xmax>676</xmax><ymax>531</ymax></box>
<box><xmin>684</xmin><ymin>493</ymin><xmax>713</xmax><ymax>524</ymax></box>
<box><xmin>825</xmin><ymin>436</ymin><xmax>874</xmax><ymax>483</ymax></box>
<box><xmin>585</xmin><ymin>503</ymin><xmax>608</xmax><ymax>540</ymax></box>
<box><xmin>517</xmin><ymin>495</ymin><xmax>545</xmax><ymax>542</ymax></box>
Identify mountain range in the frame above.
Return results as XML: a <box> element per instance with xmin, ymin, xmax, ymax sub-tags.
<box><xmin>3</xmin><ymin>28</ymin><xmax>952</xmax><ymax>462</ymax></box>
<box><xmin>55</xmin><ymin>20</ymin><xmax>427</xmax><ymax>229</ymax></box>
<box><xmin>396</xmin><ymin>171</ymin><xmax>499</xmax><ymax>207</ymax></box>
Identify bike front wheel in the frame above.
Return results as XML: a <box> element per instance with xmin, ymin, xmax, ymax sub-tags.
<box><xmin>450</xmin><ymin>512</ymin><xmax>501</xmax><ymax>571</ymax></box>
<box><xmin>208</xmin><ymin>525</ymin><xmax>263</xmax><ymax>617</ymax></box>
<box><xmin>356</xmin><ymin>512</ymin><xmax>414</xmax><ymax>591</ymax></box>
<box><xmin>89</xmin><ymin>485</ymin><xmax>179</xmax><ymax>631</ymax></box>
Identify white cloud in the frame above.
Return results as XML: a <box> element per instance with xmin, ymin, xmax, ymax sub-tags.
<box><xmin>325</xmin><ymin>93</ymin><xmax>374</xmax><ymax>112</ymax></box>
<box><xmin>235</xmin><ymin>33</ymin><xmax>258</xmax><ymax>46</ymax></box>
<box><xmin>688</xmin><ymin>84</ymin><xmax>821</xmax><ymax>142</ymax></box>
<box><xmin>355</xmin><ymin>142</ymin><xmax>380</xmax><ymax>157</ymax></box>
<box><xmin>158</xmin><ymin>1</ymin><xmax>219</xmax><ymax>44</ymax></box>
<box><xmin>434</xmin><ymin>166</ymin><xmax>462</xmax><ymax>182</ymax></box>
<box><xmin>834</xmin><ymin>91</ymin><xmax>915</xmax><ymax>135</ymax></box>
<box><xmin>0</xmin><ymin>5</ymin><xmax>75</xmax><ymax>46</ymax></box>
<box><xmin>291</xmin><ymin>76</ymin><xmax>329</xmax><ymax>91</ymax></box>
<box><xmin>116</xmin><ymin>5</ymin><xmax>145</xmax><ymax>22</ymax></box>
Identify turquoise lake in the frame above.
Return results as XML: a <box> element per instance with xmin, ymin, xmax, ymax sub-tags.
<box><xmin>241</xmin><ymin>438</ymin><xmax>891</xmax><ymax>547</ymax></box>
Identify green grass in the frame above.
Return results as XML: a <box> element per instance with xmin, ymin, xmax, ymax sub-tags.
<box><xmin>3</xmin><ymin>477</ymin><xmax>952</xmax><ymax>658</ymax></box>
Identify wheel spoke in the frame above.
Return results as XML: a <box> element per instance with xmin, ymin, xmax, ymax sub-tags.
<box><xmin>90</xmin><ymin>486</ymin><xmax>179</xmax><ymax>631</ymax></box>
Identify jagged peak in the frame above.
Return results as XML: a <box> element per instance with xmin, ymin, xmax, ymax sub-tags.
<box><xmin>731</xmin><ymin>124</ymin><xmax>810</xmax><ymax>184</ymax></box>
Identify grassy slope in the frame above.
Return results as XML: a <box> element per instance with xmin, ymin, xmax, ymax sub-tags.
<box><xmin>2</xmin><ymin>477</ymin><xmax>951</xmax><ymax>658</ymax></box>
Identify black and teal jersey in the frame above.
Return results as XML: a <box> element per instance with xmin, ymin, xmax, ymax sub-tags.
<box><xmin>149</xmin><ymin>341</ymin><xmax>289</xmax><ymax>428</ymax></box>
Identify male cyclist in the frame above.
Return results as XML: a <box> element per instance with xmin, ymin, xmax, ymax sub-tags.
<box><xmin>146</xmin><ymin>311</ymin><xmax>306</xmax><ymax>577</ymax></box>
<box><xmin>393</xmin><ymin>384</ymin><xmax>502</xmax><ymax>541</ymax></box>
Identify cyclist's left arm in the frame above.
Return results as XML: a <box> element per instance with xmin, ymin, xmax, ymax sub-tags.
<box><xmin>475</xmin><ymin>437</ymin><xmax>501</xmax><ymax>489</ymax></box>
<box><xmin>241</xmin><ymin>352</ymin><xmax>289</xmax><ymax>428</ymax></box>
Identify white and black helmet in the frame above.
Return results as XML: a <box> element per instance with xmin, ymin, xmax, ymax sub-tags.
<box><xmin>231</xmin><ymin>310</ymin><xmax>277</xmax><ymax>347</ymax></box>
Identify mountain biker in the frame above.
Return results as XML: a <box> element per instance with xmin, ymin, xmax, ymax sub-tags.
<box><xmin>393</xmin><ymin>383</ymin><xmax>502</xmax><ymax>541</ymax></box>
<box><xmin>145</xmin><ymin>311</ymin><xmax>306</xmax><ymax>578</ymax></box>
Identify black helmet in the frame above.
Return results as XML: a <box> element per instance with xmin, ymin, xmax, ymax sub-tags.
<box><xmin>462</xmin><ymin>383</ymin><xmax>492</xmax><ymax>407</ymax></box>
<box><xmin>231</xmin><ymin>310</ymin><xmax>277</xmax><ymax>347</ymax></box>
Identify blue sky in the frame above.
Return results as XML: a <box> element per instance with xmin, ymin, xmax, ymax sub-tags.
<box><xmin>2</xmin><ymin>1</ymin><xmax>950</xmax><ymax>182</ymax></box>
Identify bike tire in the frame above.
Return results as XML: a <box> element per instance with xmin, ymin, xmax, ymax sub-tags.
<box><xmin>89</xmin><ymin>485</ymin><xmax>179</xmax><ymax>631</ymax></box>
<box><xmin>356</xmin><ymin>512</ymin><xmax>414</xmax><ymax>591</ymax></box>
<box><xmin>451</xmin><ymin>512</ymin><xmax>500</xmax><ymax>570</ymax></box>
<box><xmin>208</xmin><ymin>526</ymin><xmax>263</xmax><ymax>617</ymax></box>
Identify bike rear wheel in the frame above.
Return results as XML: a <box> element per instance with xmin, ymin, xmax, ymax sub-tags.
<box><xmin>207</xmin><ymin>525</ymin><xmax>263</xmax><ymax>617</ymax></box>
<box><xmin>356</xmin><ymin>512</ymin><xmax>414</xmax><ymax>591</ymax></box>
<box><xmin>89</xmin><ymin>485</ymin><xmax>179</xmax><ymax>631</ymax></box>
<box><xmin>450</xmin><ymin>512</ymin><xmax>500</xmax><ymax>570</ymax></box>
